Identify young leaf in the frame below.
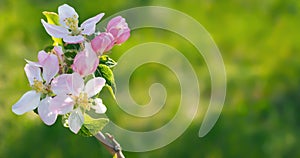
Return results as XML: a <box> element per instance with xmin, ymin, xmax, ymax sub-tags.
<box><xmin>42</xmin><ymin>11</ymin><xmax>62</xmax><ymax>46</ymax></box>
<box><xmin>78</xmin><ymin>114</ymin><xmax>109</xmax><ymax>137</ymax></box>
<box><xmin>100</xmin><ymin>55</ymin><xmax>117</xmax><ymax>68</ymax></box>
<box><xmin>95</xmin><ymin>64</ymin><xmax>116</xmax><ymax>99</ymax></box>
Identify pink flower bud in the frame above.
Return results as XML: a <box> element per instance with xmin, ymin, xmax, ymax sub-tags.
<box><xmin>107</xmin><ymin>16</ymin><xmax>130</xmax><ymax>45</ymax></box>
<box><xmin>91</xmin><ymin>32</ymin><xmax>114</xmax><ymax>56</ymax></box>
<box><xmin>71</xmin><ymin>43</ymin><xmax>99</xmax><ymax>77</ymax></box>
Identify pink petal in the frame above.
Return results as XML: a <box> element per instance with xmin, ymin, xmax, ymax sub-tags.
<box><xmin>92</xmin><ymin>98</ymin><xmax>107</xmax><ymax>114</ymax></box>
<box><xmin>72</xmin><ymin>43</ymin><xmax>99</xmax><ymax>77</ymax></box>
<box><xmin>91</xmin><ymin>32</ymin><xmax>114</xmax><ymax>55</ymax></box>
<box><xmin>115</xmin><ymin>29</ymin><xmax>130</xmax><ymax>44</ymax></box>
<box><xmin>69</xmin><ymin>73</ymin><xmax>85</xmax><ymax>96</ymax></box>
<box><xmin>12</xmin><ymin>90</ymin><xmax>41</xmax><ymax>115</ymax></box>
<box><xmin>58</xmin><ymin>4</ymin><xmax>79</xmax><ymax>28</ymax></box>
<box><xmin>68</xmin><ymin>108</ymin><xmax>84</xmax><ymax>134</ymax></box>
<box><xmin>106</xmin><ymin>16</ymin><xmax>130</xmax><ymax>45</ymax></box>
<box><xmin>38</xmin><ymin>97</ymin><xmax>58</xmax><ymax>125</ymax></box>
<box><xmin>40</xmin><ymin>53</ymin><xmax>59</xmax><ymax>84</ymax></box>
<box><xmin>63</xmin><ymin>35</ymin><xmax>85</xmax><ymax>44</ymax></box>
<box><xmin>51</xmin><ymin>74</ymin><xmax>71</xmax><ymax>95</ymax></box>
<box><xmin>24</xmin><ymin>64</ymin><xmax>42</xmax><ymax>85</ymax></box>
<box><xmin>25</xmin><ymin>59</ymin><xmax>42</xmax><ymax>67</ymax></box>
<box><xmin>107</xmin><ymin>16</ymin><xmax>123</xmax><ymax>30</ymax></box>
<box><xmin>41</xmin><ymin>19</ymin><xmax>69</xmax><ymax>38</ymax></box>
<box><xmin>84</xmin><ymin>77</ymin><xmax>106</xmax><ymax>98</ymax></box>
<box><xmin>53</xmin><ymin>46</ymin><xmax>64</xmax><ymax>61</ymax></box>
<box><xmin>81</xmin><ymin>13</ymin><xmax>104</xmax><ymax>35</ymax></box>
<box><xmin>50</xmin><ymin>95</ymin><xmax>74</xmax><ymax>115</ymax></box>
<box><xmin>38</xmin><ymin>50</ymin><xmax>48</xmax><ymax>63</ymax></box>
<box><xmin>51</xmin><ymin>73</ymin><xmax>84</xmax><ymax>96</ymax></box>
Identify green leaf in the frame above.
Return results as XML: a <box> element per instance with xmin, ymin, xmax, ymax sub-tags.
<box><xmin>100</xmin><ymin>55</ymin><xmax>117</xmax><ymax>68</ymax></box>
<box><xmin>78</xmin><ymin>114</ymin><xmax>109</xmax><ymax>137</ymax></box>
<box><xmin>95</xmin><ymin>64</ymin><xmax>116</xmax><ymax>99</ymax></box>
<box><xmin>42</xmin><ymin>11</ymin><xmax>62</xmax><ymax>46</ymax></box>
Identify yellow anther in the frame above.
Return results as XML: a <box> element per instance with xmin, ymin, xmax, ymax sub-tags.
<box><xmin>32</xmin><ymin>79</ymin><xmax>47</xmax><ymax>93</ymax></box>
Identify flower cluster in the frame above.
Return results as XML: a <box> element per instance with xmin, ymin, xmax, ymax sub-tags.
<box><xmin>12</xmin><ymin>4</ymin><xmax>130</xmax><ymax>134</ymax></box>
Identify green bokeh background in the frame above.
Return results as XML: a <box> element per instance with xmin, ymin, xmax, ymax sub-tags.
<box><xmin>1</xmin><ymin>0</ymin><xmax>299</xmax><ymax>157</ymax></box>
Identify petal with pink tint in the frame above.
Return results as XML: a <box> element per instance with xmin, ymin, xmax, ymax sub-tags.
<box><xmin>106</xmin><ymin>16</ymin><xmax>130</xmax><ymax>45</ymax></box>
<box><xmin>72</xmin><ymin>43</ymin><xmax>99</xmax><ymax>77</ymax></box>
<box><xmin>91</xmin><ymin>32</ymin><xmax>114</xmax><ymax>55</ymax></box>
<box><xmin>12</xmin><ymin>90</ymin><xmax>40</xmax><ymax>115</ymax></box>
<box><xmin>41</xmin><ymin>19</ymin><xmax>69</xmax><ymax>38</ymax></box>
<box><xmin>81</xmin><ymin>13</ymin><xmax>104</xmax><ymax>35</ymax></box>
<box><xmin>24</xmin><ymin>64</ymin><xmax>42</xmax><ymax>85</ymax></box>
<box><xmin>53</xmin><ymin>46</ymin><xmax>64</xmax><ymax>61</ymax></box>
<box><xmin>68</xmin><ymin>73</ymin><xmax>85</xmax><ymax>96</ymax></box>
<box><xmin>37</xmin><ymin>50</ymin><xmax>48</xmax><ymax>63</ymax></box>
<box><xmin>63</xmin><ymin>35</ymin><xmax>85</xmax><ymax>44</ymax></box>
<box><xmin>50</xmin><ymin>95</ymin><xmax>74</xmax><ymax>115</ymax></box>
<box><xmin>84</xmin><ymin>77</ymin><xmax>106</xmax><ymax>98</ymax></box>
<box><xmin>25</xmin><ymin>59</ymin><xmax>42</xmax><ymax>67</ymax></box>
<box><xmin>51</xmin><ymin>74</ymin><xmax>72</xmax><ymax>95</ymax></box>
<box><xmin>115</xmin><ymin>29</ymin><xmax>130</xmax><ymax>44</ymax></box>
<box><xmin>68</xmin><ymin>108</ymin><xmax>84</xmax><ymax>134</ymax></box>
<box><xmin>38</xmin><ymin>97</ymin><xmax>58</xmax><ymax>125</ymax></box>
<box><xmin>40</xmin><ymin>53</ymin><xmax>59</xmax><ymax>84</ymax></box>
<box><xmin>107</xmin><ymin>16</ymin><xmax>122</xmax><ymax>30</ymax></box>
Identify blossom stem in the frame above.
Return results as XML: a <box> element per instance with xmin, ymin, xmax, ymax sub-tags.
<box><xmin>94</xmin><ymin>131</ymin><xmax>125</xmax><ymax>158</ymax></box>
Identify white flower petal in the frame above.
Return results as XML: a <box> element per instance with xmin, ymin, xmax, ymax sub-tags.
<box><xmin>63</xmin><ymin>35</ymin><xmax>85</xmax><ymax>44</ymax></box>
<box><xmin>70</xmin><ymin>73</ymin><xmax>84</xmax><ymax>96</ymax></box>
<box><xmin>38</xmin><ymin>97</ymin><xmax>58</xmax><ymax>125</ymax></box>
<box><xmin>12</xmin><ymin>90</ymin><xmax>40</xmax><ymax>115</ymax></box>
<box><xmin>41</xmin><ymin>53</ymin><xmax>59</xmax><ymax>84</ymax></box>
<box><xmin>92</xmin><ymin>98</ymin><xmax>107</xmax><ymax>114</ymax></box>
<box><xmin>85</xmin><ymin>77</ymin><xmax>106</xmax><ymax>98</ymax></box>
<box><xmin>81</xmin><ymin>13</ymin><xmax>104</xmax><ymax>35</ymax></box>
<box><xmin>24</xmin><ymin>64</ymin><xmax>42</xmax><ymax>85</ymax></box>
<box><xmin>25</xmin><ymin>59</ymin><xmax>42</xmax><ymax>67</ymax></box>
<box><xmin>51</xmin><ymin>74</ymin><xmax>71</xmax><ymax>95</ymax></box>
<box><xmin>58</xmin><ymin>4</ymin><xmax>79</xmax><ymax>28</ymax></box>
<box><xmin>68</xmin><ymin>108</ymin><xmax>84</xmax><ymax>134</ymax></box>
<box><xmin>50</xmin><ymin>95</ymin><xmax>74</xmax><ymax>115</ymax></box>
<box><xmin>41</xmin><ymin>19</ymin><xmax>69</xmax><ymax>38</ymax></box>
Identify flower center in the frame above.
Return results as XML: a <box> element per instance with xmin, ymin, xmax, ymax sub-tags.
<box><xmin>76</xmin><ymin>92</ymin><xmax>91</xmax><ymax>110</ymax></box>
<box><xmin>64</xmin><ymin>15</ymin><xmax>81</xmax><ymax>35</ymax></box>
<box><xmin>32</xmin><ymin>79</ymin><xmax>47</xmax><ymax>93</ymax></box>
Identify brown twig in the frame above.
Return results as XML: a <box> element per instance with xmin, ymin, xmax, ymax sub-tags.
<box><xmin>94</xmin><ymin>131</ymin><xmax>125</xmax><ymax>158</ymax></box>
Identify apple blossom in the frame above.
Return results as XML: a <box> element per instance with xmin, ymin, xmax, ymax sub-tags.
<box><xmin>41</xmin><ymin>4</ymin><xmax>104</xmax><ymax>44</ymax></box>
<box><xmin>50</xmin><ymin>72</ymin><xmax>107</xmax><ymax>133</ymax></box>
<box><xmin>12</xmin><ymin>50</ymin><xmax>59</xmax><ymax>125</ymax></box>
<box><xmin>107</xmin><ymin>16</ymin><xmax>130</xmax><ymax>45</ymax></box>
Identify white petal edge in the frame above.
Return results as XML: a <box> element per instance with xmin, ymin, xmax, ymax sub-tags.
<box><xmin>41</xmin><ymin>53</ymin><xmax>59</xmax><ymax>84</ymax></box>
<box><xmin>24</xmin><ymin>64</ymin><xmax>42</xmax><ymax>85</ymax></box>
<box><xmin>41</xmin><ymin>19</ymin><xmax>69</xmax><ymax>38</ymax></box>
<box><xmin>81</xmin><ymin>13</ymin><xmax>104</xmax><ymax>35</ymax></box>
<box><xmin>12</xmin><ymin>90</ymin><xmax>41</xmax><ymax>115</ymax></box>
<box><xmin>63</xmin><ymin>35</ymin><xmax>85</xmax><ymax>44</ymax></box>
<box><xmin>38</xmin><ymin>97</ymin><xmax>58</xmax><ymax>125</ymax></box>
<box><xmin>85</xmin><ymin>77</ymin><xmax>106</xmax><ymax>98</ymax></box>
<box><xmin>68</xmin><ymin>108</ymin><xmax>84</xmax><ymax>134</ymax></box>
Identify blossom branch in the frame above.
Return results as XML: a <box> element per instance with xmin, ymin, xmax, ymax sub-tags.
<box><xmin>95</xmin><ymin>132</ymin><xmax>125</xmax><ymax>158</ymax></box>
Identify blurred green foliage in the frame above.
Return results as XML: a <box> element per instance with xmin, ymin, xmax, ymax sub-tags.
<box><xmin>0</xmin><ymin>0</ymin><xmax>299</xmax><ymax>157</ymax></box>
